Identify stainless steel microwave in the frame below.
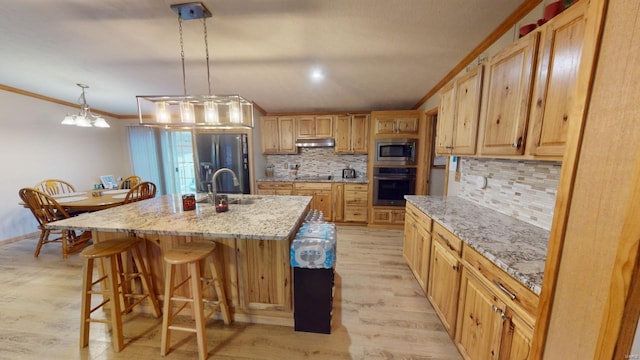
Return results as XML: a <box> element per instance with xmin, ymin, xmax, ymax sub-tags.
<box><xmin>374</xmin><ymin>138</ymin><xmax>417</xmax><ymax>165</ymax></box>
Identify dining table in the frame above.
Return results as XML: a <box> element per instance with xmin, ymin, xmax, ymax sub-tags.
<box><xmin>49</xmin><ymin>189</ymin><xmax>131</xmax><ymax>212</ymax></box>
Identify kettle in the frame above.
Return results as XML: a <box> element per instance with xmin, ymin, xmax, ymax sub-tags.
<box><xmin>342</xmin><ymin>168</ymin><xmax>356</xmax><ymax>178</ymax></box>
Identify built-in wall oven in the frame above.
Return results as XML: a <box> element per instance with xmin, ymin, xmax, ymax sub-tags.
<box><xmin>374</xmin><ymin>138</ymin><xmax>417</xmax><ymax>166</ymax></box>
<box><xmin>372</xmin><ymin>167</ymin><xmax>417</xmax><ymax>206</ymax></box>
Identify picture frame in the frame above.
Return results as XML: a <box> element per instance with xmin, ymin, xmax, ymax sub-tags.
<box><xmin>100</xmin><ymin>175</ymin><xmax>117</xmax><ymax>189</ymax></box>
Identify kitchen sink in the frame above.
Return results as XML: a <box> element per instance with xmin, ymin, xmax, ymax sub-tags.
<box><xmin>294</xmin><ymin>175</ymin><xmax>333</xmax><ymax>181</ymax></box>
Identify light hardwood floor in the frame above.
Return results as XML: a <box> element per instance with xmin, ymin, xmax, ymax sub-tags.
<box><xmin>0</xmin><ymin>226</ymin><xmax>460</xmax><ymax>360</ymax></box>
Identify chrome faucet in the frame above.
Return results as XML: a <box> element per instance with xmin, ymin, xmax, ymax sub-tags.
<box><xmin>208</xmin><ymin>168</ymin><xmax>240</xmax><ymax>205</ymax></box>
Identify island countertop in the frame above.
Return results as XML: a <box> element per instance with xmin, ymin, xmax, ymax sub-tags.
<box><xmin>47</xmin><ymin>194</ymin><xmax>312</xmax><ymax>241</ymax></box>
<box><xmin>405</xmin><ymin>195</ymin><xmax>549</xmax><ymax>295</ymax></box>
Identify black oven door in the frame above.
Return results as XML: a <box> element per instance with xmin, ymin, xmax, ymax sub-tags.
<box><xmin>372</xmin><ymin>168</ymin><xmax>417</xmax><ymax>206</ymax></box>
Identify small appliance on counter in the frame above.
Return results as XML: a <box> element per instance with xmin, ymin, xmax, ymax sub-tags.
<box><xmin>342</xmin><ymin>166</ymin><xmax>356</xmax><ymax>179</ymax></box>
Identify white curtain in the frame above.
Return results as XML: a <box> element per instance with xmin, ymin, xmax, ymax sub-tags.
<box><xmin>127</xmin><ymin>126</ymin><xmax>165</xmax><ymax>194</ymax></box>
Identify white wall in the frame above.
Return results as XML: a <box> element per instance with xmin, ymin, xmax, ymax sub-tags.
<box><xmin>0</xmin><ymin>89</ymin><xmax>132</xmax><ymax>241</ymax></box>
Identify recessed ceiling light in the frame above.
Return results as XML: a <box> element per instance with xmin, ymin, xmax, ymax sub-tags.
<box><xmin>310</xmin><ymin>68</ymin><xmax>324</xmax><ymax>81</ymax></box>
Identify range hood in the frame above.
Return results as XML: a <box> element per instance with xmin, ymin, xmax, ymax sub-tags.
<box><xmin>295</xmin><ymin>138</ymin><xmax>335</xmax><ymax>147</ymax></box>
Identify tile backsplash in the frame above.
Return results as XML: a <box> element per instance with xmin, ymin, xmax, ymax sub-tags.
<box><xmin>457</xmin><ymin>158</ymin><xmax>561</xmax><ymax>230</ymax></box>
<box><xmin>265</xmin><ymin>148</ymin><xmax>368</xmax><ymax>179</ymax></box>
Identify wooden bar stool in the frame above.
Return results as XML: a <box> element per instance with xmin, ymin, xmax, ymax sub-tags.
<box><xmin>80</xmin><ymin>237</ymin><xmax>161</xmax><ymax>352</ymax></box>
<box><xmin>160</xmin><ymin>241</ymin><xmax>231</xmax><ymax>360</ymax></box>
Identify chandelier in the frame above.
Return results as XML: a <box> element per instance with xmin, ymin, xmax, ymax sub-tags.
<box><xmin>137</xmin><ymin>2</ymin><xmax>253</xmax><ymax>128</ymax></box>
<box><xmin>61</xmin><ymin>84</ymin><xmax>110</xmax><ymax>128</ymax></box>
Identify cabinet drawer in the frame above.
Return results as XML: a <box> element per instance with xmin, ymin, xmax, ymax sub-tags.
<box><xmin>344</xmin><ymin>207</ymin><xmax>367</xmax><ymax>222</ymax></box>
<box><xmin>345</xmin><ymin>184</ymin><xmax>368</xmax><ymax>192</ymax></box>
<box><xmin>432</xmin><ymin>222</ymin><xmax>462</xmax><ymax>255</ymax></box>
<box><xmin>294</xmin><ymin>182</ymin><xmax>332</xmax><ymax>191</ymax></box>
<box><xmin>406</xmin><ymin>203</ymin><xmax>432</xmax><ymax>233</ymax></box>
<box><xmin>258</xmin><ymin>182</ymin><xmax>293</xmax><ymax>190</ymax></box>
<box><xmin>344</xmin><ymin>191</ymin><xmax>367</xmax><ymax>207</ymax></box>
<box><xmin>463</xmin><ymin>245</ymin><xmax>539</xmax><ymax>321</ymax></box>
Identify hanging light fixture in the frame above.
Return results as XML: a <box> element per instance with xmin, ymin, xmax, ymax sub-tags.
<box><xmin>137</xmin><ymin>2</ymin><xmax>253</xmax><ymax>128</ymax></box>
<box><xmin>61</xmin><ymin>84</ymin><xmax>110</xmax><ymax>128</ymax></box>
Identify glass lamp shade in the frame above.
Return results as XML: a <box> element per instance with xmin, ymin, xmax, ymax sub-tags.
<box><xmin>229</xmin><ymin>102</ymin><xmax>240</xmax><ymax>123</ymax></box>
<box><xmin>61</xmin><ymin>115</ymin><xmax>76</xmax><ymax>125</ymax></box>
<box><xmin>75</xmin><ymin>116</ymin><xmax>93</xmax><ymax>127</ymax></box>
<box><xmin>180</xmin><ymin>101</ymin><xmax>195</xmax><ymax>123</ymax></box>
<box><xmin>204</xmin><ymin>101</ymin><xmax>219</xmax><ymax>123</ymax></box>
<box><xmin>93</xmin><ymin>117</ymin><xmax>110</xmax><ymax>128</ymax></box>
<box><xmin>155</xmin><ymin>101</ymin><xmax>171</xmax><ymax>123</ymax></box>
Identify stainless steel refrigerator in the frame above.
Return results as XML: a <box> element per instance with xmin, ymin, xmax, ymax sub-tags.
<box><xmin>194</xmin><ymin>133</ymin><xmax>250</xmax><ymax>194</ymax></box>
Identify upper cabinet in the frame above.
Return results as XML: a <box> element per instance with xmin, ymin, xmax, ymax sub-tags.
<box><xmin>296</xmin><ymin>115</ymin><xmax>333</xmax><ymax>139</ymax></box>
<box><xmin>260</xmin><ymin>116</ymin><xmax>297</xmax><ymax>154</ymax></box>
<box><xmin>480</xmin><ymin>32</ymin><xmax>539</xmax><ymax>156</ymax></box>
<box><xmin>335</xmin><ymin>114</ymin><xmax>369</xmax><ymax>154</ymax></box>
<box><xmin>526</xmin><ymin>0</ymin><xmax>587</xmax><ymax>158</ymax></box>
<box><xmin>436</xmin><ymin>65</ymin><xmax>484</xmax><ymax>155</ymax></box>
<box><xmin>374</xmin><ymin>116</ymin><xmax>419</xmax><ymax>135</ymax></box>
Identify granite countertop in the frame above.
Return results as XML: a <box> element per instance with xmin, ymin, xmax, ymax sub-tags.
<box><xmin>47</xmin><ymin>194</ymin><xmax>312</xmax><ymax>241</ymax></box>
<box><xmin>405</xmin><ymin>195</ymin><xmax>549</xmax><ymax>295</ymax></box>
<box><xmin>257</xmin><ymin>176</ymin><xmax>368</xmax><ymax>184</ymax></box>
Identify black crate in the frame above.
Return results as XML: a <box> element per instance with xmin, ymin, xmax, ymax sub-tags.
<box><xmin>293</xmin><ymin>267</ymin><xmax>334</xmax><ymax>334</ymax></box>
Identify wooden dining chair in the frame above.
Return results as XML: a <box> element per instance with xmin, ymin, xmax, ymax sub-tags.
<box><xmin>18</xmin><ymin>188</ymin><xmax>92</xmax><ymax>259</ymax></box>
<box><xmin>35</xmin><ymin>179</ymin><xmax>76</xmax><ymax>196</ymax></box>
<box><xmin>118</xmin><ymin>175</ymin><xmax>142</xmax><ymax>190</ymax></box>
<box><xmin>123</xmin><ymin>181</ymin><xmax>157</xmax><ymax>204</ymax></box>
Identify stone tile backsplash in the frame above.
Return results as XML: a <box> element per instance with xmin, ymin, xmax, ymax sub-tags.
<box><xmin>457</xmin><ymin>158</ymin><xmax>561</xmax><ymax>230</ymax></box>
<box><xmin>265</xmin><ymin>148</ymin><xmax>368</xmax><ymax>179</ymax></box>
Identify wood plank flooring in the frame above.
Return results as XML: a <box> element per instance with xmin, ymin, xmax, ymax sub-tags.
<box><xmin>0</xmin><ymin>226</ymin><xmax>460</xmax><ymax>359</ymax></box>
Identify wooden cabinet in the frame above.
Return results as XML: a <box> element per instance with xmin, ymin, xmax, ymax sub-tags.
<box><xmin>260</xmin><ymin>116</ymin><xmax>297</xmax><ymax>154</ymax></box>
<box><xmin>332</xmin><ymin>183</ymin><xmax>344</xmax><ymax>222</ymax></box>
<box><xmin>335</xmin><ymin>114</ymin><xmax>369</xmax><ymax>154</ymax></box>
<box><xmin>456</xmin><ymin>268</ymin><xmax>507</xmax><ymax>360</ymax></box>
<box><xmin>436</xmin><ymin>65</ymin><xmax>484</xmax><ymax>155</ymax></box>
<box><xmin>294</xmin><ymin>182</ymin><xmax>333</xmax><ymax>221</ymax></box>
<box><xmin>427</xmin><ymin>223</ymin><xmax>462</xmax><ymax>336</ymax></box>
<box><xmin>526</xmin><ymin>1</ymin><xmax>587</xmax><ymax>158</ymax></box>
<box><xmin>343</xmin><ymin>183</ymin><xmax>368</xmax><ymax>223</ymax></box>
<box><xmin>403</xmin><ymin>202</ymin><xmax>432</xmax><ymax>292</ymax></box>
<box><xmin>370</xmin><ymin>207</ymin><xmax>405</xmax><ymax>226</ymax></box>
<box><xmin>296</xmin><ymin>115</ymin><xmax>333</xmax><ymax>139</ymax></box>
<box><xmin>257</xmin><ymin>182</ymin><xmax>293</xmax><ymax>195</ymax></box>
<box><xmin>480</xmin><ymin>33</ymin><xmax>539</xmax><ymax>155</ymax></box>
<box><xmin>501</xmin><ymin>310</ymin><xmax>534</xmax><ymax>360</ymax></box>
<box><xmin>373</xmin><ymin>116</ymin><xmax>419</xmax><ymax>135</ymax></box>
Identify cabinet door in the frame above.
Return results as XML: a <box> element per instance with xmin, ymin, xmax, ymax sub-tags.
<box><xmin>315</xmin><ymin>116</ymin><xmax>334</xmax><ymax>138</ymax></box>
<box><xmin>416</xmin><ymin>224</ymin><xmax>431</xmax><ymax>292</ymax></box>
<box><xmin>428</xmin><ymin>240</ymin><xmax>461</xmax><ymax>336</ymax></box>
<box><xmin>314</xmin><ymin>191</ymin><xmax>332</xmax><ymax>220</ymax></box>
<box><xmin>481</xmin><ymin>33</ymin><xmax>539</xmax><ymax>155</ymax></box>
<box><xmin>375</xmin><ymin>118</ymin><xmax>397</xmax><ymax>134</ymax></box>
<box><xmin>351</xmin><ymin>114</ymin><xmax>369</xmax><ymax>153</ymax></box>
<box><xmin>296</xmin><ymin>116</ymin><xmax>316</xmax><ymax>139</ymax></box>
<box><xmin>395</xmin><ymin>117</ymin><xmax>419</xmax><ymax>134</ymax></box>
<box><xmin>501</xmin><ymin>310</ymin><xmax>534</xmax><ymax>360</ymax></box>
<box><xmin>391</xmin><ymin>209</ymin><xmax>405</xmax><ymax>224</ymax></box>
<box><xmin>453</xmin><ymin>65</ymin><xmax>483</xmax><ymax>155</ymax></box>
<box><xmin>332</xmin><ymin>183</ymin><xmax>344</xmax><ymax>222</ymax></box>
<box><xmin>456</xmin><ymin>268</ymin><xmax>506</xmax><ymax>360</ymax></box>
<box><xmin>528</xmin><ymin>1</ymin><xmax>586</xmax><ymax>157</ymax></box>
<box><xmin>436</xmin><ymin>81</ymin><xmax>456</xmax><ymax>154</ymax></box>
<box><xmin>261</xmin><ymin>117</ymin><xmax>280</xmax><ymax>154</ymax></box>
<box><xmin>403</xmin><ymin>213</ymin><xmax>417</xmax><ymax>271</ymax></box>
<box><xmin>334</xmin><ymin>115</ymin><xmax>352</xmax><ymax>153</ymax></box>
<box><xmin>278</xmin><ymin>117</ymin><xmax>297</xmax><ymax>154</ymax></box>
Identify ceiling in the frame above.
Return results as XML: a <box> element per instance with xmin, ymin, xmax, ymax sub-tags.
<box><xmin>0</xmin><ymin>0</ymin><xmax>526</xmax><ymax>116</ymax></box>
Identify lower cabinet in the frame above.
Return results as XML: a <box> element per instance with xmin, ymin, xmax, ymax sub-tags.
<box><xmin>427</xmin><ymin>226</ymin><xmax>462</xmax><ymax>336</ymax></box>
<box><xmin>403</xmin><ymin>202</ymin><xmax>432</xmax><ymax>292</ymax></box>
<box><xmin>371</xmin><ymin>207</ymin><xmax>405</xmax><ymax>226</ymax></box>
<box><xmin>456</xmin><ymin>268</ymin><xmax>506</xmax><ymax>360</ymax></box>
<box><xmin>343</xmin><ymin>183</ymin><xmax>368</xmax><ymax>223</ymax></box>
<box><xmin>501</xmin><ymin>309</ymin><xmax>534</xmax><ymax>360</ymax></box>
<box><xmin>332</xmin><ymin>183</ymin><xmax>344</xmax><ymax>222</ymax></box>
<box><xmin>293</xmin><ymin>182</ymin><xmax>333</xmax><ymax>220</ymax></box>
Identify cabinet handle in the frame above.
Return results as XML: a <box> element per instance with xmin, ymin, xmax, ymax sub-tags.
<box><xmin>493</xmin><ymin>279</ymin><xmax>517</xmax><ymax>300</ymax></box>
<box><xmin>437</xmin><ymin>233</ymin><xmax>456</xmax><ymax>252</ymax></box>
<box><xmin>491</xmin><ymin>305</ymin><xmax>509</xmax><ymax>322</ymax></box>
<box><xmin>452</xmin><ymin>264</ymin><xmax>458</xmax><ymax>271</ymax></box>
<box><xmin>511</xmin><ymin>136</ymin><xmax>523</xmax><ymax>149</ymax></box>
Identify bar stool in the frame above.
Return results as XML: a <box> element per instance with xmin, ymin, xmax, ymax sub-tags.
<box><xmin>160</xmin><ymin>241</ymin><xmax>231</xmax><ymax>360</ymax></box>
<box><xmin>80</xmin><ymin>236</ymin><xmax>161</xmax><ymax>352</ymax></box>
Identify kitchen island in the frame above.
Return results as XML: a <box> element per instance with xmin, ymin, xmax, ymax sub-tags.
<box><xmin>47</xmin><ymin>194</ymin><xmax>312</xmax><ymax>326</ymax></box>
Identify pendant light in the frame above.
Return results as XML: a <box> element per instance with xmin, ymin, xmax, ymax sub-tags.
<box><xmin>61</xmin><ymin>84</ymin><xmax>110</xmax><ymax>128</ymax></box>
<box><xmin>137</xmin><ymin>2</ymin><xmax>253</xmax><ymax>128</ymax></box>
